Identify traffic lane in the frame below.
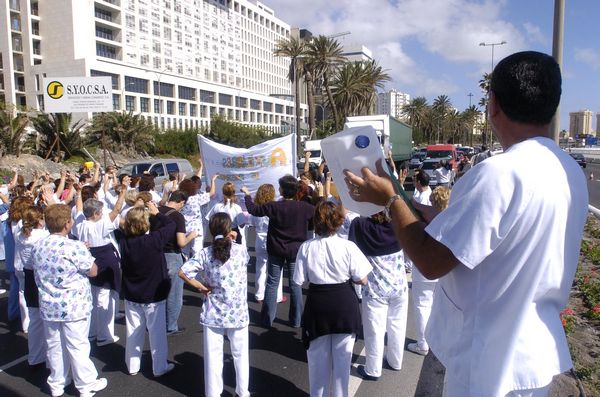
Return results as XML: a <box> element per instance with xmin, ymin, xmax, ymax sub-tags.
<box><xmin>586</xmin><ymin>162</ymin><xmax>600</xmax><ymax>208</ymax></box>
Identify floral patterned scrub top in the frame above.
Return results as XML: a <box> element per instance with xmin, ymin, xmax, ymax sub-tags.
<box><xmin>363</xmin><ymin>251</ymin><xmax>408</xmax><ymax>301</ymax></box>
<box><xmin>32</xmin><ymin>234</ymin><xmax>95</xmax><ymax>322</ymax></box>
<box><xmin>181</xmin><ymin>192</ymin><xmax>211</xmax><ymax>236</ymax></box>
<box><xmin>181</xmin><ymin>243</ymin><xmax>250</xmax><ymax>328</ymax></box>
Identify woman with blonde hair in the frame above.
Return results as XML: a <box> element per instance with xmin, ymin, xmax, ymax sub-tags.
<box><xmin>247</xmin><ymin>184</ymin><xmax>284</xmax><ymax>303</ymax></box>
<box><xmin>206</xmin><ymin>181</ymin><xmax>245</xmax><ymax>245</ymax></box>
<box><xmin>119</xmin><ymin>202</ymin><xmax>176</xmax><ymax>377</ymax></box>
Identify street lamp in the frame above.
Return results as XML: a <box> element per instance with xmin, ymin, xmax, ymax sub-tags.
<box><xmin>479</xmin><ymin>40</ymin><xmax>507</xmax><ymax>147</ymax></box>
<box><xmin>147</xmin><ymin>67</ymin><xmax>169</xmax><ymax>129</ymax></box>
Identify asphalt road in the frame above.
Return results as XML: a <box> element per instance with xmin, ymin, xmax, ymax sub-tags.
<box><xmin>584</xmin><ymin>161</ymin><xmax>600</xmax><ymax>209</ymax></box>
<box><xmin>0</xmin><ymin>256</ymin><xmax>444</xmax><ymax>397</ymax></box>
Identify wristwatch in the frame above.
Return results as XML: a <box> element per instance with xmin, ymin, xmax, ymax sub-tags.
<box><xmin>384</xmin><ymin>194</ymin><xmax>402</xmax><ymax>221</ymax></box>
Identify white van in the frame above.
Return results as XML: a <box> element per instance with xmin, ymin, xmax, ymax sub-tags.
<box><xmin>118</xmin><ymin>158</ymin><xmax>194</xmax><ymax>191</ymax></box>
<box><xmin>302</xmin><ymin>139</ymin><xmax>323</xmax><ymax>165</ymax></box>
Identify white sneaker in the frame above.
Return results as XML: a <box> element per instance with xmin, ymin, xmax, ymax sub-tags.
<box><xmin>0</xmin><ymin>288</ymin><xmax>6</xmax><ymax>295</ymax></box>
<box><xmin>97</xmin><ymin>336</ymin><xmax>120</xmax><ymax>346</ymax></box>
<box><xmin>407</xmin><ymin>342</ymin><xmax>429</xmax><ymax>356</ymax></box>
<box><xmin>79</xmin><ymin>377</ymin><xmax>108</xmax><ymax>397</ymax></box>
<box><xmin>154</xmin><ymin>362</ymin><xmax>175</xmax><ymax>378</ymax></box>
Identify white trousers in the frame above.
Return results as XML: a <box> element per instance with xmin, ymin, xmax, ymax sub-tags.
<box><xmin>125</xmin><ymin>300</ymin><xmax>169</xmax><ymax>376</ymax></box>
<box><xmin>16</xmin><ymin>270</ymin><xmax>30</xmax><ymax>333</ymax></box>
<box><xmin>362</xmin><ymin>292</ymin><xmax>409</xmax><ymax>377</ymax></box>
<box><xmin>307</xmin><ymin>334</ymin><xmax>355</xmax><ymax>397</ymax></box>
<box><xmin>442</xmin><ymin>373</ymin><xmax>551</xmax><ymax>397</ymax></box>
<box><xmin>254</xmin><ymin>249</ymin><xmax>283</xmax><ymax>301</ymax></box>
<box><xmin>43</xmin><ymin>318</ymin><xmax>99</xmax><ymax>396</ymax></box>
<box><xmin>89</xmin><ymin>286</ymin><xmax>118</xmax><ymax>342</ymax></box>
<box><xmin>27</xmin><ymin>307</ymin><xmax>47</xmax><ymax>365</ymax></box>
<box><xmin>410</xmin><ymin>281</ymin><xmax>437</xmax><ymax>350</ymax></box>
<box><xmin>203</xmin><ymin>325</ymin><xmax>250</xmax><ymax>397</ymax></box>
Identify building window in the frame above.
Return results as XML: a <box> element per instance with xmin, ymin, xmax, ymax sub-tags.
<box><xmin>140</xmin><ymin>97</ymin><xmax>149</xmax><ymax>112</ymax></box>
<box><xmin>96</xmin><ymin>43</ymin><xmax>117</xmax><ymax>59</ymax></box>
<box><xmin>167</xmin><ymin>101</ymin><xmax>175</xmax><ymax>115</ymax></box>
<box><xmin>275</xmin><ymin>104</ymin><xmax>283</xmax><ymax>114</ymax></box>
<box><xmin>219</xmin><ymin>94</ymin><xmax>232</xmax><ymax>106</ymax></box>
<box><xmin>263</xmin><ymin>102</ymin><xmax>273</xmax><ymax>112</ymax></box>
<box><xmin>200</xmin><ymin>90</ymin><xmax>215</xmax><ymax>103</ymax></box>
<box><xmin>179</xmin><ymin>103</ymin><xmax>186</xmax><ymax>116</ymax></box>
<box><xmin>178</xmin><ymin>86</ymin><xmax>196</xmax><ymax>100</ymax></box>
<box><xmin>250</xmin><ymin>99</ymin><xmax>261</xmax><ymax>110</ymax></box>
<box><xmin>154</xmin><ymin>81</ymin><xmax>173</xmax><ymax>97</ymax></box>
<box><xmin>113</xmin><ymin>94</ymin><xmax>120</xmax><ymax>111</ymax></box>
<box><xmin>190</xmin><ymin>104</ymin><xmax>197</xmax><ymax>117</ymax></box>
<box><xmin>125</xmin><ymin>95</ymin><xmax>135</xmax><ymax>111</ymax></box>
<box><xmin>125</xmin><ymin>76</ymin><xmax>148</xmax><ymax>94</ymax></box>
<box><xmin>91</xmin><ymin>70</ymin><xmax>119</xmax><ymax>89</ymax></box>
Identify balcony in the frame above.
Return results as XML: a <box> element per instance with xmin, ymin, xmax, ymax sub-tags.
<box><xmin>95</xmin><ymin>10</ymin><xmax>113</xmax><ymax>23</ymax></box>
<box><xmin>15</xmin><ymin>84</ymin><xmax>25</xmax><ymax>92</ymax></box>
<box><xmin>31</xmin><ymin>4</ymin><xmax>39</xmax><ymax>15</ymax></box>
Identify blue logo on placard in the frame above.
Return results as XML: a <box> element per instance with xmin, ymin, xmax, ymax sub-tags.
<box><xmin>355</xmin><ymin>135</ymin><xmax>370</xmax><ymax>149</ymax></box>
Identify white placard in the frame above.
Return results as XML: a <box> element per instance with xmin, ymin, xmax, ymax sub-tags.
<box><xmin>198</xmin><ymin>133</ymin><xmax>296</xmax><ymax>201</ymax></box>
<box><xmin>321</xmin><ymin>126</ymin><xmax>389</xmax><ymax>216</ymax></box>
<box><xmin>43</xmin><ymin>77</ymin><xmax>113</xmax><ymax>113</ymax></box>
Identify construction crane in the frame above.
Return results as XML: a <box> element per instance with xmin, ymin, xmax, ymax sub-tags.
<box><xmin>327</xmin><ymin>31</ymin><xmax>351</xmax><ymax>39</ymax></box>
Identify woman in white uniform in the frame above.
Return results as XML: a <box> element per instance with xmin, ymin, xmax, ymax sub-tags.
<box><xmin>295</xmin><ymin>201</ymin><xmax>371</xmax><ymax>397</ymax></box>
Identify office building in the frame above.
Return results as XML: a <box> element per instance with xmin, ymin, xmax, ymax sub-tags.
<box><xmin>342</xmin><ymin>44</ymin><xmax>372</xmax><ymax>62</ymax></box>
<box><xmin>0</xmin><ymin>0</ymin><xmax>305</xmax><ymax>132</ymax></box>
<box><xmin>569</xmin><ymin>109</ymin><xmax>594</xmax><ymax>137</ymax></box>
<box><xmin>376</xmin><ymin>89</ymin><xmax>410</xmax><ymax>120</ymax></box>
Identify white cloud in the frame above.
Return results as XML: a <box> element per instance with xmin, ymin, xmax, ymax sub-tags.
<box><xmin>523</xmin><ymin>22</ymin><xmax>548</xmax><ymax>46</ymax></box>
<box><xmin>575</xmin><ymin>48</ymin><xmax>600</xmax><ymax>70</ymax></box>
<box><xmin>266</xmin><ymin>0</ymin><xmax>528</xmax><ymax>97</ymax></box>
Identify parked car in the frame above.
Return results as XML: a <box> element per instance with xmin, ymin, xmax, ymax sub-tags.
<box><xmin>118</xmin><ymin>158</ymin><xmax>194</xmax><ymax>191</ymax></box>
<box><xmin>409</xmin><ymin>153</ymin><xmax>426</xmax><ymax>169</ymax></box>
<box><xmin>418</xmin><ymin>157</ymin><xmax>456</xmax><ymax>186</ymax></box>
<box><xmin>569</xmin><ymin>153</ymin><xmax>587</xmax><ymax>168</ymax></box>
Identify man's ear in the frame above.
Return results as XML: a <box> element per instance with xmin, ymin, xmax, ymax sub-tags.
<box><xmin>488</xmin><ymin>91</ymin><xmax>500</xmax><ymax>118</ymax></box>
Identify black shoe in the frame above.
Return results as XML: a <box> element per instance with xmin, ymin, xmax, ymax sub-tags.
<box><xmin>167</xmin><ymin>328</ymin><xmax>186</xmax><ymax>336</ymax></box>
<box><xmin>356</xmin><ymin>365</ymin><xmax>379</xmax><ymax>381</ymax></box>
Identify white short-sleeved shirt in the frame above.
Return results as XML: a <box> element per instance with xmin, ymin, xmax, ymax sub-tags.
<box><xmin>33</xmin><ymin>234</ymin><xmax>95</xmax><ymax>322</ymax></box>
<box><xmin>434</xmin><ymin>167</ymin><xmax>452</xmax><ymax>184</ymax></box>
<box><xmin>413</xmin><ymin>187</ymin><xmax>432</xmax><ymax>206</ymax></box>
<box><xmin>205</xmin><ymin>200</ymin><xmax>244</xmax><ymax>226</ymax></box>
<box><xmin>180</xmin><ymin>243</ymin><xmax>250</xmax><ymax>328</ymax></box>
<box><xmin>294</xmin><ymin>235</ymin><xmax>372</xmax><ymax>286</ymax></box>
<box><xmin>424</xmin><ymin>137</ymin><xmax>588</xmax><ymax>396</ymax></box>
<box><xmin>181</xmin><ymin>193</ymin><xmax>211</xmax><ymax>236</ymax></box>
<box><xmin>16</xmin><ymin>228</ymin><xmax>50</xmax><ymax>270</ymax></box>
<box><xmin>73</xmin><ymin>212</ymin><xmax>120</xmax><ymax>248</ymax></box>
<box><xmin>11</xmin><ymin>221</ymin><xmax>24</xmax><ymax>271</ymax></box>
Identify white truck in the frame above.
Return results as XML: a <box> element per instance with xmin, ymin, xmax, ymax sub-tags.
<box><xmin>301</xmin><ymin>139</ymin><xmax>323</xmax><ymax>165</ymax></box>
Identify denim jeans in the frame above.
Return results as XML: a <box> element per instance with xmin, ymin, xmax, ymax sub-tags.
<box><xmin>260</xmin><ymin>255</ymin><xmax>303</xmax><ymax>328</ymax></box>
<box><xmin>164</xmin><ymin>253</ymin><xmax>184</xmax><ymax>332</ymax></box>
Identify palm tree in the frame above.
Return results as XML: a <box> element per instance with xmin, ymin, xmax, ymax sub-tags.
<box><xmin>432</xmin><ymin>95</ymin><xmax>452</xmax><ymax>143</ymax></box>
<box><xmin>31</xmin><ymin>113</ymin><xmax>86</xmax><ymax>160</ymax></box>
<box><xmin>461</xmin><ymin>105</ymin><xmax>482</xmax><ymax>146</ymax></box>
<box><xmin>273</xmin><ymin>36</ymin><xmax>307</xmax><ymax>152</ymax></box>
<box><xmin>479</xmin><ymin>72</ymin><xmax>492</xmax><ymax>146</ymax></box>
<box><xmin>401</xmin><ymin>97</ymin><xmax>429</xmax><ymax>144</ymax></box>
<box><xmin>90</xmin><ymin>111</ymin><xmax>155</xmax><ymax>156</ymax></box>
<box><xmin>306</xmin><ymin>35</ymin><xmax>346</xmax><ymax>132</ymax></box>
<box><xmin>0</xmin><ymin>103</ymin><xmax>31</xmax><ymax>157</ymax></box>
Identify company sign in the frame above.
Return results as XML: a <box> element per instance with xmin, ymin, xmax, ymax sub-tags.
<box><xmin>43</xmin><ymin>77</ymin><xmax>113</xmax><ymax>113</ymax></box>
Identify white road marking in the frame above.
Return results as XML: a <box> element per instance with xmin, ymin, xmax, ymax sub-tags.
<box><xmin>0</xmin><ymin>355</ymin><xmax>28</xmax><ymax>374</ymax></box>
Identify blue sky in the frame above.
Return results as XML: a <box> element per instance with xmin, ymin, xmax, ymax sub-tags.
<box><xmin>269</xmin><ymin>0</ymin><xmax>600</xmax><ymax>131</ymax></box>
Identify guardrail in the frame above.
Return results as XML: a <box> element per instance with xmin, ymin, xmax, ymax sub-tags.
<box><xmin>589</xmin><ymin>205</ymin><xmax>600</xmax><ymax>219</ymax></box>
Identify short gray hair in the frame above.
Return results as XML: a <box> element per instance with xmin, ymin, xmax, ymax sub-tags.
<box><xmin>83</xmin><ymin>198</ymin><xmax>104</xmax><ymax>219</ymax></box>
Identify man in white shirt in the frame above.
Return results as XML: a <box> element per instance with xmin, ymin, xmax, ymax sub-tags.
<box><xmin>412</xmin><ymin>171</ymin><xmax>432</xmax><ymax>205</ymax></box>
<box><xmin>345</xmin><ymin>51</ymin><xmax>588</xmax><ymax>397</ymax></box>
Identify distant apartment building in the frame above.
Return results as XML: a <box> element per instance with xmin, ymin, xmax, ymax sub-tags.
<box><xmin>597</xmin><ymin>113</ymin><xmax>600</xmax><ymax>136</ymax></box>
<box><xmin>342</xmin><ymin>44</ymin><xmax>373</xmax><ymax>62</ymax></box>
<box><xmin>569</xmin><ymin>109</ymin><xmax>594</xmax><ymax>137</ymax></box>
<box><xmin>376</xmin><ymin>89</ymin><xmax>410</xmax><ymax>120</ymax></box>
<box><xmin>0</xmin><ymin>0</ymin><xmax>306</xmax><ymax>132</ymax></box>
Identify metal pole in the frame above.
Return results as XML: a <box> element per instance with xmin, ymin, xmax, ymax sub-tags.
<box><xmin>550</xmin><ymin>0</ymin><xmax>565</xmax><ymax>144</ymax></box>
<box><xmin>468</xmin><ymin>93</ymin><xmax>473</xmax><ymax>107</ymax></box>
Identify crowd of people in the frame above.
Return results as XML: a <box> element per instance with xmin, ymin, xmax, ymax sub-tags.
<box><xmin>0</xmin><ymin>50</ymin><xmax>590</xmax><ymax>397</ymax></box>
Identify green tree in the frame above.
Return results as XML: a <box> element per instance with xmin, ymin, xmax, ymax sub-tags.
<box><xmin>479</xmin><ymin>72</ymin><xmax>492</xmax><ymax>146</ymax></box>
<box><xmin>153</xmin><ymin>127</ymin><xmax>208</xmax><ymax>159</ymax></box>
<box><xmin>208</xmin><ymin>115</ymin><xmax>282</xmax><ymax>148</ymax></box>
<box><xmin>461</xmin><ymin>105</ymin><xmax>482</xmax><ymax>146</ymax></box>
<box><xmin>432</xmin><ymin>95</ymin><xmax>452</xmax><ymax>143</ymax></box>
<box><xmin>402</xmin><ymin>97</ymin><xmax>430</xmax><ymax>144</ymax></box>
<box><xmin>274</xmin><ymin>36</ymin><xmax>307</xmax><ymax>151</ymax></box>
<box><xmin>306</xmin><ymin>35</ymin><xmax>346</xmax><ymax>132</ymax></box>
<box><xmin>90</xmin><ymin>111</ymin><xmax>156</xmax><ymax>156</ymax></box>
<box><xmin>0</xmin><ymin>103</ymin><xmax>31</xmax><ymax>157</ymax></box>
<box><xmin>31</xmin><ymin>112</ymin><xmax>87</xmax><ymax>160</ymax></box>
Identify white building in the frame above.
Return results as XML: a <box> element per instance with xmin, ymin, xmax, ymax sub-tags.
<box><xmin>342</xmin><ymin>44</ymin><xmax>372</xmax><ymax>62</ymax></box>
<box><xmin>0</xmin><ymin>0</ymin><xmax>306</xmax><ymax>132</ymax></box>
<box><xmin>569</xmin><ymin>109</ymin><xmax>594</xmax><ymax>138</ymax></box>
<box><xmin>376</xmin><ymin>89</ymin><xmax>410</xmax><ymax>120</ymax></box>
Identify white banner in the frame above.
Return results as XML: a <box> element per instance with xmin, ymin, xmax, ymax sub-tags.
<box><xmin>43</xmin><ymin>76</ymin><xmax>113</xmax><ymax>113</ymax></box>
<box><xmin>197</xmin><ymin>134</ymin><xmax>297</xmax><ymax>201</ymax></box>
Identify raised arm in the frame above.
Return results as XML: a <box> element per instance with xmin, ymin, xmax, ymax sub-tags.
<box><xmin>109</xmin><ymin>186</ymin><xmax>126</xmax><ymax>222</ymax></box>
<box><xmin>7</xmin><ymin>167</ymin><xmax>18</xmax><ymax>190</ymax></box>
<box><xmin>303</xmin><ymin>151</ymin><xmax>311</xmax><ymax>173</ymax></box>
<box><xmin>55</xmin><ymin>169</ymin><xmax>67</xmax><ymax>199</ymax></box>
<box><xmin>208</xmin><ymin>174</ymin><xmax>218</xmax><ymax>198</ymax></box>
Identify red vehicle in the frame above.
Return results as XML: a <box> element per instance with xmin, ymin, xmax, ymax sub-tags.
<box><xmin>426</xmin><ymin>144</ymin><xmax>459</xmax><ymax>172</ymax></box>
